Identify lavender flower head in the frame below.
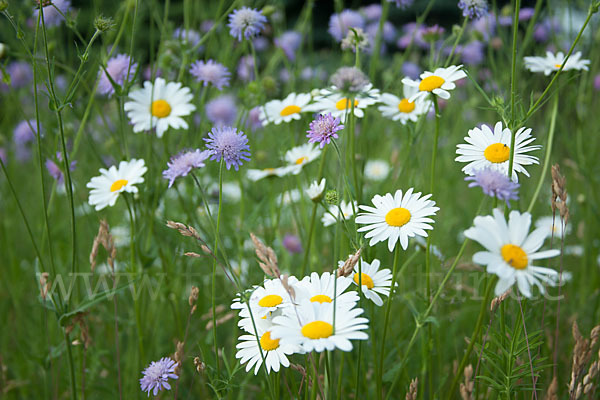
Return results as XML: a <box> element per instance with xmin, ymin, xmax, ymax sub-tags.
<box><xmin>139</xmin><ymin>357</ymin><xmax>178</xmax><ymax>397</ymax></box>
<box><xmin>45</xmin><ymin>152</ymin><xmax>76</xmax><ymax>186</ymax></box>
<box><xmin>388</xmin><ymin>0</ymin><xmax>414</xmax><ymax>9</ymax></box>
<box><xmin>328</xmin><ymin>10</ymin><xmax>366</xmax><ymax>42</ymax></box>
<box><xmin>32</xmin><ymin>0</ymin><xmax>72</xmax><ymax>27</ymax></box>
<box><xmin>237</xmin><ymin>55</ymin><xmax>256</xmax><ymax>81</ymax></box>
<box><xmin>361</xmin><ymin>4</ymin><xmax>382</xmax><ymax>21</ymax></box>
<box><xmin>307</xmin><ymin>113</ymin><xmax>344</xmax><ymax>148</ymax></box>
<box><xmin>189</xmin><ymin>60</ymin><xmax>230</xmax><ymax>90</ymax></box>
<box><xmin>1</xmin><ymin>61</ymin><xmax>33</xmax><ymax>90</ymax></box>
<box><xmin>283</xmin><ymin>234</ymin><xmax>303</xmax><ymax>254</ymax></box>
<box><xmin>204</xmin><ymin>126</ymin><xmax>251</xmax><ymax>170</ymax></box>
<box><xmin>173</xmin><ymin>28</ymin><xmax>202</xmax><ymax>48</ymax></box>
<box><xmin>97</xmin><ymin>54</ymin><xmax>137</xmax><ymax>97</ymax></box>
<box><xmin>205</xmin><ymin>95</ymin><xmax>238</xmax><ymax>126</ymax></box>
<box><xmin>465</xmin><ymin>167</ymin><xmax>519</xmax><ymax>206</ymax></box>
<box><xmin>457</xmin><ymin>0</ymin><xmax>489</xmax><ymax>20</ymax></box>
<box><xmin>275</xmin><ymin>31</ymin><xmax>303</xmax><ymax>61</ymax></box>
<box><xmin>163</xmin><ymin>149</ymin><xmax>210</xmax><ymax>187</ymax></box>
<box><xmin>227</xmin><ymin>7</ymin><xmax>267</xmax><ymax>41</ymax></box>
<box><xmin>402</xmin><ymin>61</ymin><xmax>422</xmax><ymax>79</ymax></box>
<box><xmin>13</xmin><ymin>119</ymin><xmax>40</xmax><ymax>161</ymax></box>
<box><xmin>594</xmin><ymin>74</ymin><xmax>600</xmax><ymax>91</ymax></box>
<box><xmin>331</xmin><ymin>66</ymin><xmax>370</xmax><ymax>93</ymax></box>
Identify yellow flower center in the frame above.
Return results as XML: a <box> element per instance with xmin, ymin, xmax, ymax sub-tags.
<box><xmin>295</xmin><ymin>156</ymin><xmax>308</xmax><ymax>165</ymax></box>
<box><xmin>418</xmin><ymin>76</ymin><xmax>445</xmax><ymax>92</ymax></box>
<box><xmin>484</xmin><ymin>143</ymin><xmax>510</xmax><ymax>163</ymax></box>
<box><xmin>259</xmin><ymin>331</ymin><xmax>280</xmax><ymax>351</ymax></box>
<box><xmin>280</xmin><ymin>104</ymin><xmax>301</xmax><ymax>117</ymax></box>
<box><xmin>110</xmin><ymin>179</ymin><xmax>128</xmax><ymax>192</ymax></box>
<box><xmin>398</xmin><ymin>98</ymin><xmax>416</xmax><ymax>113</ymax></box>
<box><xmin>554</xmin><ymin>63</ymin><xmax>562</xmax><ymax>69</ymax></box>
<box><xmin>335</xmin><ymin>98</ymin><xmax>359</xmax><ymax>111</ymax></box>
<box><xmin>501</xmin><ymin>244</ymin><xmax>528</xmax><ymax>270</ymax></box>
<box><xmin>151</xmin><ymin>99</ymin><xmax>172</xmax><ymax>118</ymax></box>
<box><xmin>353</xmin><ymin>272</ymin><xmax>374</xmax><ymax>289</ymax></box>
<box><xmin>385</xmin><ymin>207</ymin><xmax>411</xmax><ymax>227</ymax></box>
<box><xmin>310</xmin><ymin>294</ymin><xmax>332</xmax><ymax>304</ymax></box>
<box><xmin>264</xmin><ymin>168</ymin><xmax>276</xmax><ymax>172</ymax></box>
<box><xmin>258</xmin><ymin>294</ymin><xmax>283</xmax><ymax>308</ymax></box>
<box><xmin>301</xmin><ymin>320</ymin><xmax>333</xmax><ymax>339</ymax></box>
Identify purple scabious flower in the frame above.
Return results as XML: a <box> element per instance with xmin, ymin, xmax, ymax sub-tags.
<box><xmin>388</xmin><ymin>0</ymin><xmax>414</xmax><ymax>9</ymax></box>
<box><xmin>465</xmin><ymin>167</ymin><xmax>520</xmax><ymax>206</ymax></box>
<box><xmin>461</xmin><ymin>40</ymin><xmax>485</xmax><ymax>65</ymax></box>
<box><xmin>457</xmin><ymin>0</ymin><xmax>488</xmax><ymax>20</ymax></box>
<box><xmin>189</xmin><ymin>60</ymin><xmax>230</xmax><ymax>90</ymax></box>
<box><xmin>205</xmin><ymin>95</ymin><xmax>238</xmax><ymax>127</ymax></box>
<box><xmin>97</xmin><ymin>54</ymin><xmax>137</xmax><ymax>97</ymax></box>
<box><xmin>519</xmin><ymin>8</ymin><xmax>535</xmax><ymax>21</ymax></box>
<box><xmin>227</xmin><ymin>7</ymin><xmax>267</xmax><ymax>41</ymax></box>
<box><xmin>307</xmin><ymin>113</ymin><xmax>344</xmax><ymax>148</ymax></box>
<box><xmin>139</xmin><ymin>357</ymin><xmax>179</xmax><ymax>397</ymax></box>
<box><xmin>328</xmin><ymin>10</ymin><xmax>366</xmax><ymax>42</ymax></box>
<box><xmin>163</xmin><ymin>149</ymin><xmax>210</xmax><ymax>187</ymax></box>
<box><xmin>594</xmin><ymin>74</ymin><xmax>600</xmax><ymax>91</ymax></box>
<box><xmin>402</xmin><ymin>61</ymin><xmax>421</xmax><ymax>79</ymax></box>
<box><xmin>246</xmin><ymin>106</ymin><xmax>263</xmax><ymax>131</ymax></box>
<box><xmin>469</xmin><ymin>13</ymin><xmax>495</xmax><ymax>41</ymax></box>
<box><xmin>283</xmin><ymin>234</ymin><xmax>303</xmax><ymax>254</ymax></box>
<box><xmin>45</xmin><ymin>152</ymin><xmax>76</xmax><ymax>186</ymax></box>
<box><xmin>203</xmin><ymin>126</ymin><xmax>251</xmax><ymax>170</ymax></box>
<box><xmin>366</xmin><ymin>21</ymin><xmax>397</xmax><ymax>43</ymax></box>
<box><xmin>1</xmin><ymin>61</ymin><xmax>33</xmax><ymax>90</ymax></box>
<box><xmin>32</xmin><ymin>0</ymin><xmax>72</xmax><ymax>27</ymax></box>
<box><xmin>361</xmin><ymin>4</ymin><xmax>382</xmax><ymax>21</ymax></box>
<box><xmin>173</xmin><ymin>28</ymin><xmax>202</xmax><ymax>48</ymax></box>
<box><xmin>330</xmin><ymin>66</ymin><xmax>369</xmax><ymax>93</ymax></box>
<box><xmin>237</xmin><ymin>55</ymin><xmax>256</xmax><ymax>81</ymax></box>
<box><xmin>275</xmin><ymin>31</ymin><xmax>303</xmax><ymax>61</ymax></box>
<box><xmin>396</xmin><ymin>23</ymin><xmax>428</xmax><ymax>50</ymax></box>
<box><xmin>13</xmin><ymin>119</ymin><xmax>40</xmax><ymax>161</ymax></box>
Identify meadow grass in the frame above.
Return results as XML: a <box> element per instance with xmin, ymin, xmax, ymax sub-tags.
<box><xmin>1</xmin><ymin>0</ymin><xmax>600</xmax><ymax>399</ymax></box>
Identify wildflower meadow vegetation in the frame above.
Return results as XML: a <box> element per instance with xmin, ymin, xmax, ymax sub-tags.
<box><xmin>2</xmin><ymin>0</ymin><xmax>600</xmax><ymax>398</ymax></box>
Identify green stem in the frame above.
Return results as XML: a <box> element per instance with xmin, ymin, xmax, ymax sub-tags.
<box><xmin>368</xmin><ymin>0</ymin><xmax>390</xmax><ymax>80</ymax></box>
<box><xmin>301</xmin><ymin>146</ymin><xmax>328</xmax><ymax>276</ymax></box>
<box><xmin>506</xmin><ymin>0</ymin><xmax>521</xmax><ymax>181</ymax></box>
<box><xmin>444</xmin><ymin>16</ymin><xmax>469</xmax><ymax>67</ymax></box>
<box><xmin>527</xmin><ymin>93</ymin><xmax>559</xmax><ymax>213</ymax></box>
<box><xmin>447</xmin><ymin>276</ymin><xmax>495</xmax><ymax>399</ymax></box>
<box><xmin>212</xmin><ymin>159</ymin><xmax>225</xmax><ymax>375</ymax></box>
<box><xmin>377</xmin><ymin>250</ymin><xmax>418</xmax><ymax>400</ymax></box>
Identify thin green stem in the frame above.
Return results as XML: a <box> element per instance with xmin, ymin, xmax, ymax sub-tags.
<box><xmin>507</xmin><ymin>0</ymin><xmax>521</xmax><ymax>181</ymax></box>
<box><xmin>368</xmin><ymin>0</ymin><xmax>390</xmax><ymax>80</ymax></box>
<box><xmin>212</xmin><ymin>159</ymin><xmax>225</xmax><ymax>375</ymax></box>
<box><xmin>444</xmin><ymin>16</ymin><xmax>469</xmax><ymax>67</ymax></box>
<box><xmin>527</xmin><ymin>93</ymin><xmax>559</xmax><ymax>213</ymax></box>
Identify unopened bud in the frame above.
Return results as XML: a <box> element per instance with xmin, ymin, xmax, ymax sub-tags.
<box><xmin>325</xmin><ymin>190</ymin><xmax>339</xmax><ymax>206</ymax></box>
<box><xmin>0</xmin><ymin>43</ymin><xmax>7</xmax><ymax>59</ymax></box>
<box><xmin>94</xmin><ymin>15</ymin><xmax>115</xmax><ymax>33</ymax></box>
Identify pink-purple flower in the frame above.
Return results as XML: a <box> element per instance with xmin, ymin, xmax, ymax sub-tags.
<box><xmin>227</xmin><ymin>7</ymin><xmax>267</xmax><ymax>41</ymax></box>
<box><xmin>97</xmin><ymin>54</ymin><xmax>137</xmax><ymax>97</ymax></box>
<box><xmin>189</xmin><ymin>59</ymin><xmax>230</xmax><ymax>90</ymax></box>
<box><xmin>204</xmin><ymin>126</ymin><xmax>251</xmax><ymax>170</ymax></box>
<box><xmin>163</xmin><ymin>149</ymin><xmax>211</xmax><ymax>187</ymax></box>
<box><xmin>307</xmin><ymin>113</ymin><xmax>344</xmax><ymax>148</ymax></box>
<box><xmin>139</xmin><ymin>357</ymin><xmax>178</xmax><ymax>397</ymax></box>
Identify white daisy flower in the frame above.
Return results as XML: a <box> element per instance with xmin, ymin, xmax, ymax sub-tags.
<box><xmin>305</xmin><ymin>178</ymin><xmax>326</xmax><ymax>202</ymax></box>
<box><xmin>277</xmin><ymin>189</ymin><xmax>302</xmax><ymax>205</ymax></box>
<box><xmin>455</xmin><ymin>121</ymin><xmax>541</xmax><ymax>182</ymax></box>
<box><xmin>356</xmin><ymin>188</ymin><xmax>439</xmax><ymax>252</ymax></box>
<box><xmin>402</xmin><ymin>65</ymin><xmax>467</xmax><ymax>102</ymax></box>
<box><xmin>364</xmin><ymin>159</ymin><xmax>390</xmax><ymax>181</ymax></box>
<box><xmin>86</xmin><ymin>159</ymin><xmax>147</xmax><ymax>211</ymax></box>
<box><xmin>350</xmin><ymin>258</ymin><xmax>392</xmax><ymax>306</ymax></box>
<box><xmin>283</xmin><ymin>143</ymin><xmax>321</xmax><ymax>174</ymax></box>
<box><xmin>464</xmin><ymin>209</ymin><xmax>561</xmax><ymax>298</ymax></box>
<box><xmin>124</xmin><ymin>78</ymin><xmax>195</xmax><ymax>138</ymax></box>
<box><xmin>235</xmin><ymin>317</ymin><xmax>297</xmax><ymax>374</ymax></box>
<box><xmin>295</xmin><ymin>271</ymin><xmax>359</xmax><ymax>306</ymax></box>
<box><xmin>307</xmin><ymin>84</ymin><xmax>380</xmax><ymax>123</ymax></box>
<box><xmin>377</xmin><ymin>83</ymin><xmax>432</xmax><ymax>124</ymax></box>
<box><xmin>232</xmin><ymin>278</ymin><xmax>298</xmax><ymax>320</ymax></box>
<box><xmin>271</xmin><ymin>300</ymin><xmax>369</xmax><ymax>353</ymax></box>
<box><xmin>524</xmin><ymin>51</ymin><xmax>590</xmax><ymax>76</ymax></box>
<box><xmin>247</xmin><ymin>166</ymin><xmax>294</xmax><ymax>182</ymax></box>
<box><xmin>534</xmin><ymin>215</ymin><xmax>571</xmax><ymax>238</ymax></box>
<box><xmin>259</xmin><ymin>92</ymin><xmax>312</xmax><ymax>126</ymax></box>
<box><xmin>321</xmin><ymin>200</ymin><xmax>357</xmax><ymax>227</ymax></box>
